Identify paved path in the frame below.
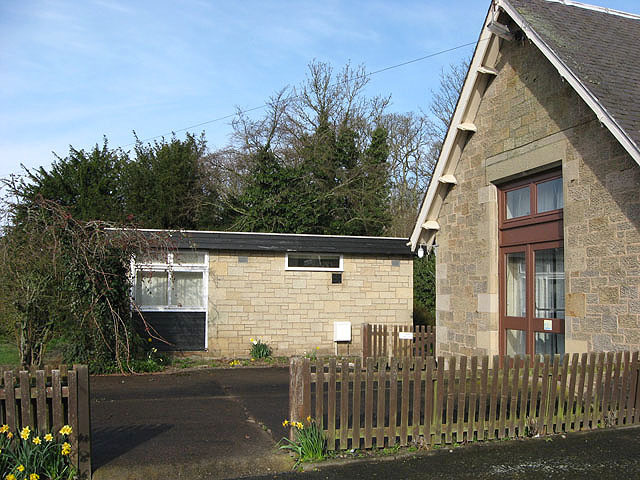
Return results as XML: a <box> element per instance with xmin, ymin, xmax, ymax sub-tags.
<box><xmin>91</xmin><ymin>367</ymin><xmax>640</xmax><ymax>479</ymax></box>
<box><xmin>91</xmin><ymin>367</ymin><xmax>293</xmax><ymax>479</ymax></box>
<box><xmin>244</xmin><ymin>425</ymin><xmax>640</xmax><ymax>480</ymax></box>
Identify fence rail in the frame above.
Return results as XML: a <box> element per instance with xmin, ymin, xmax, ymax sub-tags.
<box><xmin>290</xmin><ymin>351</ymin><xmax>640</xmax><ymax>450</ymax></box>
<box><xmin>0</xmin><ymin>365</ymin><xmax>91</xmax><ymax>479</ymax></box>
<box><xmin>361</xmin><ymin>324</ymin><xmax>435</xmax><ymax>359</ymax></box>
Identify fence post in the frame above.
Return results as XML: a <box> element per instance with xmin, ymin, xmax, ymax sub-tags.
<box><xmin>362</xmin><ymin>323</ymin><xmax>370</xmax><ymax>359</ymax></box>
<box><xmin>75</xmin><ymin>365</ymin><xmax>92</xmax><ymax>479</ymax></box>
<box><xmin>289</xmin><ymin>358</ymin><xmax>310</xmax><ymax>441</ymax></box>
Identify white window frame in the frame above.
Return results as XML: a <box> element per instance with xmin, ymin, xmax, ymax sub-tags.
<box><xmin>285</xmin><ymin>253</ymin><xmax>343</xmax><ymax>272</ymax></box>
<box><xmin>132</xmin><ymin>251</ymin><xmax>209</xmax><ymax>313</ymax></box>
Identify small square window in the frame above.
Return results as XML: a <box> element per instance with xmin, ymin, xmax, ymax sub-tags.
<box><xmin>332</xmin><ymin>273</ymin><xmax>342</xmax><ymax>284</ymax></box>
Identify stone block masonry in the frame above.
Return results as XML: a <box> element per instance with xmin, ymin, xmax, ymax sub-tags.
<box><xmin>435</xmin><ymin>37</ymin><xmax>640</xmax><ymax>357</ymax></box>
<box><xmin>207</xmin><ymin>251</ymin><xmax>412</xmax><ymax>357</ymax></box>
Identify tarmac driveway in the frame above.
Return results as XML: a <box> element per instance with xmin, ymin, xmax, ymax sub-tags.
<box><xmin>90</xmin><ymin>367</ymin><xmax>293</xmax><ymax>480</ymax></box>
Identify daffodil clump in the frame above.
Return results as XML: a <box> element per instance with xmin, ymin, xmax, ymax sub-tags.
<box><xmin>0</xmin><ymin>424</ymin><xmax>76</xmax><ymax>480</ymax></box>
<box><xmin>249</xmin><ymin>338</ymin><xmax>272</xmax><ymax>359</ymax></box>
<box><xmin>279</xmin><ymin>416</ymin><xmax>326</xmax><ymax>466</ymax></box>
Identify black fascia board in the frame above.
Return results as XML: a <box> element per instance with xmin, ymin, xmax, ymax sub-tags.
<box><xmin>148</xmin><ymin>230</ymin><xmax>412</xmax><ymax>257</ymax></box>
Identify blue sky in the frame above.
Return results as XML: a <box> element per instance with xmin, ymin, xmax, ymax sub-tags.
<box><xmin>1</xmin><ymin>0</ymin><xmax>639</xmax><ymax>180</ymax></box>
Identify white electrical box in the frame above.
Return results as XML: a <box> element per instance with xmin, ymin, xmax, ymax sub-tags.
<box><xmin>333</xmin><ymin>321</ymin><xmax>352</xmax><ymax>342</ymax></box>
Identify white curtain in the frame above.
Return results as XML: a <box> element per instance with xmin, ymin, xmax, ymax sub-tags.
<box><xmin>506</xmin><ymin>329</ymin><xmax>526</xmax><ymax>356</ymax></box>
<box><xmin>172</xmin><ymin>272</ymin><xmax>204</xmax><ymax>307</ymax></box>
<box><xmin>535</xmin><ymin>248</ymin><xmax>564</xmax><ymax>319</ymax></box>
<box><xmin>537</xmin><ymin>178</ymin><xmax>563</xmax><ymax>213</ymax></box>
<box><xmin>135</xmin><ymin>271</ymin><xmax>168</xmax><ymax>306</ymax></box>
<box><xmin>506</xmin><ymin>253</ymin><xmax>526</xmax><ymax>317</ymax></box>
<box><xmin>506</xmin><ymin>187</ymin><xmax>530</xmax><ymax>219</ymax></box>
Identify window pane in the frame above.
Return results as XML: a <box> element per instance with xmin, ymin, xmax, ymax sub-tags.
<box><xmin>173</xmin><ymin>251</ymin><xmax>206</xmax><ymax>265</ymax></box>
<box><xmin>506</xmin><ymin>252</ymin><xmax>526</xmax><ymax>317</ymax></box>
<box><xmin>535</xmin><ymin>332</ymin><xmax>565</xmax><ymax>356</ymax></box>
<box><xmin>288</xmin><ymin>254</ymin><xmax>340</xmax><ymax>269</ymax></box>
<box><xmin>537</xmin><ymin>177</ymin><xmax>563</xmax><ymax>213</ymax></box>
<box><xmin>137</xmin><ymin>252</ymin><xmax>168</xmax><ymax>264</ymax></box>
<box><xmin>535</xmin><ymin>248</ymin><xmax>564</xmax><ymax>319</ymax></box>
<box><xmin>172</xmin><ymin>272</ymin><xmax>204</xmax><ymax>308</ymax></box>
<box><xmin>506</xmin><ymin>186</ymin><xmax>530</xmax><ymax>219</ymax></box>
<box><xmin>506</xmin><ymin>329</ymin><xmax>526</xmax><ymax>356</ymax></box>
<box><xmin>135</xmin><ymin>271</ymin><xmax>168</xmax><ymax>306</ymax></box>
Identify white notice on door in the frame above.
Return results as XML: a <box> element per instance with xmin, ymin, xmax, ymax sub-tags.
<box><xmin>544</xmin><ymin>319</ymin><xmax>553</xmax><ymax>331</ymax></box>
<box><xmin>398</xmin><ymin>332</ymin><xmax>414</xmax><ymax>340</ymax></box>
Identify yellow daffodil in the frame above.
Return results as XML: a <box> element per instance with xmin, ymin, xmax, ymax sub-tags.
<box><xmin>6</xmin><ymin>474</ymin><xmax>16</xmax><ymax>480</ymax></box>
<box><xmin>296</xmin><ymin>422</ymin><xmax>303</xmax><ymax>429</ymax></box>
<box><xmin>0</xmin><ymin>425</ymin><xmax>8</xmax><ymax>434</ymax></box>
<box><xmin>306</xmin><ymin>415</ymin><xmax>312</xmax><ymax>423</ymax></box>
<box><xmin>282</xmin><ymin>419</ymin><xmax>289</xmax><ymax>427</ymax></box>
<box><xmin>44</xmin><ymin>433</ymin><xmax>53</xmax><ymax>442</ymax></box>
<box><xmin>17</xmin><ymin>465</ymin><xmax>24</xmax><ymax>472</ymax></box>
<box><xmin>20</xmin><ymin>427</ymin><xmax>30</xmax><ymax>440</ymax></box>
<box><xmin>32</xmin><ymin>436</ymin><xmax>41</xmax><ymax>445</ymax></box>
<box><xmin>29</xmin><ymin>474</ymin><xmax>39</xmax><ymax>480</ymax></box>
<box><xmin>7</xmin><ymin>432</ymin><xmax>13</xmax><ymax>439</ymax></box>
<box><xmin>59</xmin><ymin>425</ymin><xmax>72</xmax><ymax>436</ymax></box>
<box><xmin>61</xmin><ymin>442</ymin><xmax>71</xmax><ymax>456</ymax></box>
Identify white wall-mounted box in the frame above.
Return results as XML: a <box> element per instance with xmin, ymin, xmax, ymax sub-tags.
<box><xmin>333</xmin><ymin>321</ymin><xmax>352</xmax><ymax>342</ymax></box>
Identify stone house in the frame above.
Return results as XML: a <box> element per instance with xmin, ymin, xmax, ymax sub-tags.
<box><xmin>410</xmin><ymin>0</ymin><xmax>640</xmax><ymax>358</ymax></box>
<box><xmin>132</xmin><ymin>230</ymin><xmax>412</xmax><ymax>357</ymax></box>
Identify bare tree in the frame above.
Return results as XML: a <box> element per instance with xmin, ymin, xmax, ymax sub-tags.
<box><xmin>382</xmin><ymin>111</ymin><xmax>438</xmax><ymax>236</ymax></box>
<box><xmin>429</xmin><ymin>59</ymin><xmax>470</xmax><ymax>141</ymax></box>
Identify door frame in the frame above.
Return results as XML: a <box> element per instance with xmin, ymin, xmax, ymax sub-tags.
<box><xmin>497</xmin><ymin>170</ymin><xmax>564</xmax><ymax>357</ymax></box>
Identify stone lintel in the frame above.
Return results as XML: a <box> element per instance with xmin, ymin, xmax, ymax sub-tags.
<box><xmin>485</xmin><ymin>130</ymin><xmax>567</xmax><ymax>183</ymax></box>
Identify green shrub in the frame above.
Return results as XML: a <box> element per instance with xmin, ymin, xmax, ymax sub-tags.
<box><xmin>131</xmin><ymin>347</ymin><xmax>166</xmax><ymax>373</ymax></box>
<box><xmin>413</xmin><ymin>301</ymin><xmax>435</xmax><ymax>327</ymax></box>
<box><xmin>249</xmin><ymin>338</ymin><xmax>272</xmax><ymax>359</ymax></box>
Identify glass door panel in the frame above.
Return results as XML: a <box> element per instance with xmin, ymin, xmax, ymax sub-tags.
<box><xmin>506</xmin><ymin>329</ymin><xmax>527</xmax><ymax>356</ymax></box>
<box><xmin>506</xmin><ymin>252</ymin><xmax>526</xmax><ymax>317</ymax></box>
<box><xmin>533</xmin><ymin>246</ymin><xmax>565</xmax><ymax>355</ymax></box>
<box><xmin>534</xmin><ymin>247</ymin><xmax>564</xmax><ymax>319</ymax></box>
<box><xmin>535</xmin><ymin>332</ymin><xmax>565</xmax><ymax>356</ymax></box>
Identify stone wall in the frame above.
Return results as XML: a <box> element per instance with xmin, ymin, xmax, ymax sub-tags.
<box><xmin>207</xmin><ymin>251</ymin><xmax>413</xmax><ymax>357</ymax></box>
<box><xmin>435</xmin><ymin>37</ymin><xmax>640</xmax><ymax>357</ymax></box>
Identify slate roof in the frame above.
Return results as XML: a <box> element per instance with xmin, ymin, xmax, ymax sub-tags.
<box><xmin>507</xmin><ymin>0</ymin><xmax>640</xmax><ymax>152</ymax></box>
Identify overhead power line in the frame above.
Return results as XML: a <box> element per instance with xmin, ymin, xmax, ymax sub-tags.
<box><xmin>122</xmin><ymin>40</ymin><xmax>478</xmax><ymax>148</ymax></box>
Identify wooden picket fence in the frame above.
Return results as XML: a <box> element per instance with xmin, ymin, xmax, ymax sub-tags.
<box><xmin>0</xmin><ymin>365</ymin><xmax>91</xmax><ymax>479</ymax></box>
<box><xmin>361</xmin><ymin>323</ymin><xmax>435</xmax><ymax>359</ymax></box>
<box><xmin>289</xmin><ymin>351</ymin><xmax>640</xmax><ymax>450</ymax></box>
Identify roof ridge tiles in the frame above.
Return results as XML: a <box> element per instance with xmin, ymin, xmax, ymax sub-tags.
<box><xmin>543</xmin><ymin>0</ymin><xmax>640</xmax><ymax>20</ymax></box>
